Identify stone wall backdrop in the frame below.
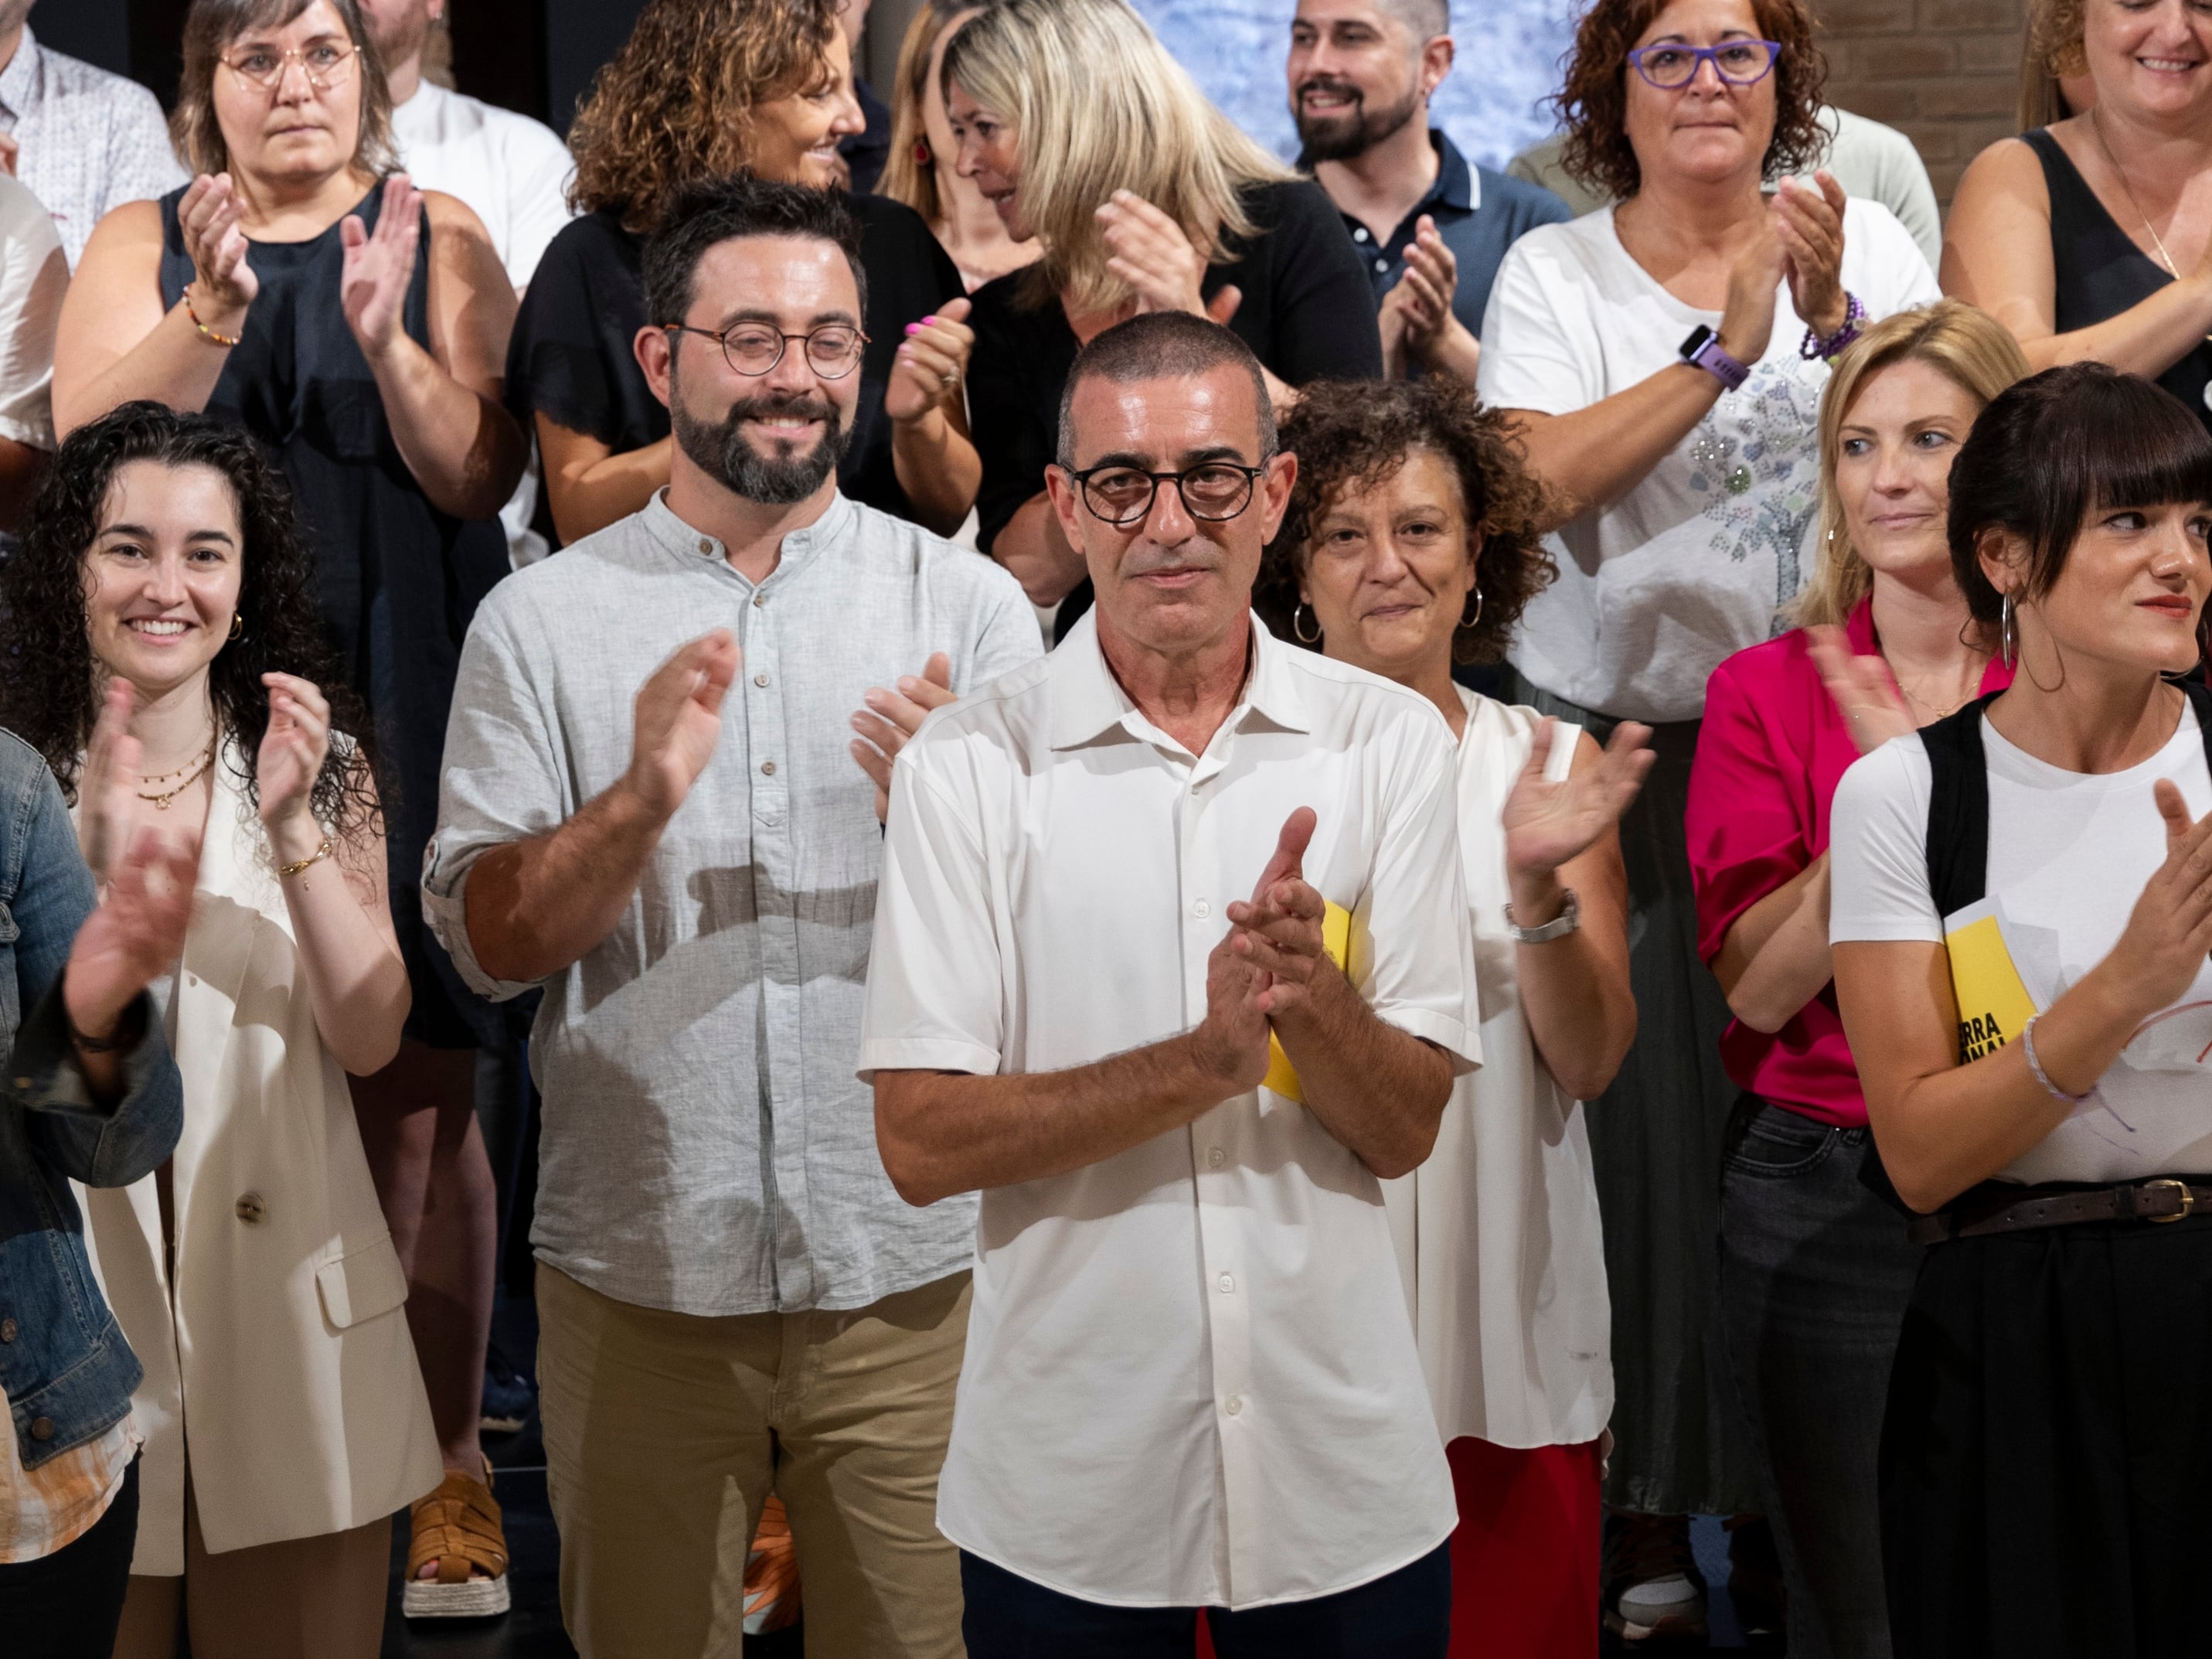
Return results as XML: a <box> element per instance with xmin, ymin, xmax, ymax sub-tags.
<box><xmin>1818</xmin><ymin>0</ymin><xmax>2027</xmax><ymax>203</ymax></box>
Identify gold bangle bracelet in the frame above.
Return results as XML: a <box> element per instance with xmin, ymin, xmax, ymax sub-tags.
<box><xmin>185</xmin><ymin>284</ymin><xmax>242</xmax><ymax>349</ymax></box>
<box><xmin>280</xmin><ymin>835</ymin><xmax>335</xmax><ymax>878</ymax></box>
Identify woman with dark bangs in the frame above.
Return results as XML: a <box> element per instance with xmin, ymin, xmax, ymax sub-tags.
<box><xmin>1829</xmin><ymin>363</ymin><xmax>2212</xmax><ymax>1654</ymax></box>
<box><xmin>509</xmin><ymin>0</ymin><xmax>979</xmax><ymax>543</ymax></box>
<box><xmin>1471</xmin><ymin>0</ymin><xmax>1939</xmax><ymax>1630</ymax></box>
<box><xmin>1261</xmin><ymin>376</ymin><xmax>1649</xmax><ymax>1658</ymax></box>
<box><xmin>0</xmin><ymin>404</ymin><xmax>436</xmax><ymax>1657</ymax></box>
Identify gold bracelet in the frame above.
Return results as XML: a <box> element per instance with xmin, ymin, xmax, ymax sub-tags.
<box><xmin>280</xmin><ymin>835</ymin><xmax>335</xmax><ymax>878</ymax></box>
<box><xmin>184</xmin><ymin>284</ymin><xmax>242</xmax><ymax>348</ymax></box>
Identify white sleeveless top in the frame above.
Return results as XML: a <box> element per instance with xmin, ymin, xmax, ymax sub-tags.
<box><xmin>78</xmin><ymin>748</ymin><xmax>439</xmax><ymax>1567</ymax></box>
<box><xmin>1381</xmin><ymin>692</ymin><xmax>1615</xmax><ymax>1449</ymax></box>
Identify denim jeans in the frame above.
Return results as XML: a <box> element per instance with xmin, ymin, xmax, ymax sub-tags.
<box><xmin>1715</xmin><ymin>1099</ymin><xmax>1923</xmax><ymax>1659</ymax></box>
<box><xmin>961</xmin><ymin>1541</ymin><xmax>1452</xmax><ymax>1658</ymax></box>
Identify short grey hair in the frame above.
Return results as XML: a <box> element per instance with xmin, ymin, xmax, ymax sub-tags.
<box><xmin>1055</xmin><ymin>312</ymin><xmax>1276</xmax><ymax>466</ymax></box>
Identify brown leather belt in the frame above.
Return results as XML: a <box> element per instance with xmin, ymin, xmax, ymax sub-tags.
<box><xmin>1908</xmin><ymin>1178</ymin><xmax>2212</xmax><ymax>1246</ymax></box>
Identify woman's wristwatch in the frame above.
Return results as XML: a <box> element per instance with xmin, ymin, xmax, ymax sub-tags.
<box><xmin>1504</xmin><ymin>887</ymin><xmax>1581</xmax><ymax>944</ymax></box>
<box><xmin>1679</xmin><ymin>325</ymin><xmax>1749</xmax><ymax>391</ymax></box>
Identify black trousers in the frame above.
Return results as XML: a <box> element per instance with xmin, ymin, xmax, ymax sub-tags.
<box><xmin>0</xmin><ymin>1453</ymin><xmax>139</xmax><ymax>1659</ymax></box>
<box><xmin>1881</xmin><ymin>1210</ymin><xmax>2212</xmax><ymax>1657</ymax></box>
<box><xmin>961</xmin><ymin>1541</ymin><xmax>1451</xmax><ymax>1658</ymax></box>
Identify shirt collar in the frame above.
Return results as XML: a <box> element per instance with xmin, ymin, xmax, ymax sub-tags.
<box><xmin>641</xmin><ymin>486</ymin><xmax>854</xmax><ymax>588</ymax></box>
<box><xmin>0</xmin><ymin>26</ymin><xmax>40</xmax><ymax>124</ymax></box>
<box><xmin>1428</xmin><ymin>130</ymin><xmax>1477</xmax><ymax>213</ymax></box>
<box><xmin>1048</xmin><ymin>606</ymin><xmax>1313</xmax><ymax>753</ymax></box>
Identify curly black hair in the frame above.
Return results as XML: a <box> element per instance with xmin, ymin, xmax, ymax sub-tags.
<box><xmin>1259</xmin><ymin>377</ymin><xmax>1557</xmax><ymax>665</ymax></box>
<box><xmin>0</xmin><ymin>402</ymin><xmax>383</xmax><ymax>845</ymax></box>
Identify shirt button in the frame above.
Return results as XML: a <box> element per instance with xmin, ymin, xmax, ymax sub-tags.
<box><xmin>697</xmin><ymin>537</ymin><xmax>713</xmax><ymax>555</ymax></box>
<box><xmin>754</xmin><ymin>673</ymin><xmax>768</xmax><ymax>687</ymax></box>
<box><xmin>752</xmin><ymin>592</ymin><xmax>767</xmax><ymax>608</ymax></box>
<box><xmin>1224</xmin><ymin>1396</ymin><xmax>1243</xmax><ymax>1417</ymax></box>
<box><xmin>1353</xmin><ymin>227</ymin><xmax>1369</xmax><ymax>241</ymax></box>
<box><xmin>1207</xmin><ymin>1146</ymin><xmax>1225</xmax><ymax>1169</ymax></box>
<box><xmin>29</xmin><ymin>1416</ymin><xmax>53</xmax><ymax>1441</ymax></box>
<box><xmin>761</xmin><ymin>761</ymin><xmax>776</xmax><ymax>776</ymax></box>
<box><xmin>1374</xmin><ymin>257</ymin><xmax>1389</xmax><ymax>272</ymax></box>
<box><xmin>234</xmin><ymin>1192</ymin><xmax>266</xmax><ymax>1225</ymax></box>
<box><xmin>0</xmin><ymin>1317</ymin><xmax>16</xmax><ymax>1342</ymax></box>
<box><xmin>1218</xmin><ymin>1272</ymin><xmax>1235</xmax><ymax>1293</ymax></box>
<box><xmin>1193</xmin><ymin>899</ymin><xmax>1210</xmax><ymax>918</ymax></box>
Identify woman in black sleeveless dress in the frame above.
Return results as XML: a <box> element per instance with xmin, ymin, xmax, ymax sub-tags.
<box><xmin>1944</xmin><ymin>0</ymin><xmax>2212</xmax><ymax>425</ymax></box>
<box><xmin>53</xmin><ymin>0</ymin><xmax>524</xmax><ymax>1620</ymax></box>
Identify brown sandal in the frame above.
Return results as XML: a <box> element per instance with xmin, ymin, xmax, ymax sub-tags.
<box><xmin>403</xmin><ymin>1460</ymin><xmax>512</xmax><ymax>1619</ymax></box>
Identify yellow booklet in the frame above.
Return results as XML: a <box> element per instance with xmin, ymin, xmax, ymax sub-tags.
<box><xmin>1941</xmin><ymin>899</ymin><xmax>2040</xmax><ymax>1065</ymax></box>
<box><xmin>1259</xmin><ymin>900</ymin><xmax>1354</xmax><ymax>1104</ymax></box>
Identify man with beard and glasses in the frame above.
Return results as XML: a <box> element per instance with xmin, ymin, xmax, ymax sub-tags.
<box><xmin>421</xmin><ymin>175</ymin><xmax>1039</xmax><ymax>1659</ymax></box>
<box><xmin>1288</xmin><ymin>0</ymin><xmax>1570</xmax><ymax>382</ymax></box>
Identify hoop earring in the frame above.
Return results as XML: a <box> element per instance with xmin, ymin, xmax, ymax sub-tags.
<box><xmin>1999</xmin><ymin>592</ymin><xmax>2016</xmax><ymax>670</ymax></box>
<box><xmin>1459</xmin><ymin>586</ymin><xmax>1484</xmax><ymax>630</ymax></box>
<box><xmin>228</xmin><ymin>613</ymin><xmax>243</xmax><ymax>642</ymax></box>
<box><xmin>914</xmin><ymin>138</ymin><xmax>933</xmax><ymax>165</ymax></box>
<box><xmin>1292</xmin><ymin>603</ymin><xmax>1321</xmax><ymax>645</ymax></box>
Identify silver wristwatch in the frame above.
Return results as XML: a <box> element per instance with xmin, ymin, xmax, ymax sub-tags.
<box><xmin>1503</xmin><ymin>887</ymin><xmax>1581</xmax><ymax>945</ymax></box>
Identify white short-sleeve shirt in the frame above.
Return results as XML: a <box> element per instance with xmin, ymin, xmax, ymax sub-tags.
<box><xmin>859</xmin><ymin>610</ymin><xmax>1479</xmax><ymax>1610</ymax></box>
<box><xmin>0</xmin><ymin>173</ymin><xmax>65</xmax><ymax>451</ymax></box>
<box><xmin>1476</xmin><ymin>199</ymin><xmax>1940</xmax><ymax>723</ymax></box>
<box><xmin>390</xmin><ymin>81</ymin><xmax>573</xmax><ymax>290</ymax></box>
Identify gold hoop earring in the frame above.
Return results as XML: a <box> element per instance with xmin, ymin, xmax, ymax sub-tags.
<box><xmin>1459</xmin><ymin>586</ymin><xmax>1484</xmax><ymax>630</ymax></box>
<box><xmin>228</xmin><ymin>613</ymin><xmax>243</xmax><ymax>642</ymax></box>
<box><xmin>1292</xmin><ymin>603</ymin><xmax>1321</xmax><ymax>645</ymax></box>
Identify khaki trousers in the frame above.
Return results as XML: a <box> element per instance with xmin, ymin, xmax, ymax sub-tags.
<box><xmin>536</xmin><ymin>1262</ymin><xmax>971</xmax><ymax>1659</ymax></box>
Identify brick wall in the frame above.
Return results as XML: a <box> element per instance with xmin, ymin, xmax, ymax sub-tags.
<box><xmin>1821</xmin><ymin>0</ymin><xmax>2028</xmax><ymax>205</ymax></box>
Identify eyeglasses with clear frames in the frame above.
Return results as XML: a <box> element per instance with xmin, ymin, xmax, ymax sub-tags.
<box><xmin>220</xmin><ymin>38</ymin><xmax>359</xmax><ymax>94</ymax></box>
<box><xmin>1064</xmin><ymin>461</ymin><xmax>1270</xmax><ymax>526</ymax></box>
<box><xmin>665</xmin><ymin>322</ymin><xmax>869</xmax><ymax>379</ymax></box>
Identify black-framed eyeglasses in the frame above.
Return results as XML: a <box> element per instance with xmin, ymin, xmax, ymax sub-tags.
<box><xmin>1063</xmin><ymin>461</ymin><xmax>1270</xmax><ymax>526</ymax></box>
<box><xmin>220</xmin><ymin>39</ymin><xmax>357</xmax><ymax>93</ymax></box>
<box><xmin>1625</xmin><ymin>39</ymin><xmax>1781</xmax><ymax>88</ymax></box>
<box><xmin>665</xmin><ymin>322</ymin><xmax>869</xmax><ymax>378</ymax></box>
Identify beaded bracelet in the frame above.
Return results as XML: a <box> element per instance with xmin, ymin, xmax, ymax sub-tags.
<box><xmin>2020</xmin><ymin>1014</ymin><xmax>2088</xmax><ymax>1107</ymax></box>
<box><xmin>184</xmin><ymin>284</ymin><xmax>242</xmax><ymax>349</ymax></box>
<box><xmin>1799</xmin><ymin>291</ymin><xmax>1866</xmax><ymax>362</ymax></box>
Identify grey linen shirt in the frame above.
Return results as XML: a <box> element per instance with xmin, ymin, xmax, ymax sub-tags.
<box><xmin>424</xmin><ymin>489</ymin><xmax>1041</xmax><ymax>1315</ymax></box>
<box><xmin>0</xmin><ymin>28</ymin><xmax>186</xmax><ymax>269</ymax></box>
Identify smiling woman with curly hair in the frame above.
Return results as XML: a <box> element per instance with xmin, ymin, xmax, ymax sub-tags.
<box><xmin>1264</xmin><ymin>372</ymin><xmax>1652</xmax><ymax>1659</ymax></box>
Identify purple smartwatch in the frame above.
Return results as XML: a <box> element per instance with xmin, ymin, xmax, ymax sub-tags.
<box><xmin>1679</xmin><ymin>324</ymin><xmax>1750</xmax><ymax>392</ymax></box>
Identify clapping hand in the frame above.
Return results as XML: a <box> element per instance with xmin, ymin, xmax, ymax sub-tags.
<box><xmin>179</xmin><ymin>172</ymin><xmax>258</xmax><ymax>329</ymax></box>
<box><xmin>850</xmin><ymin>652</ymin><xmax>956</xmax><ymax>823</ymax></box>
<box><xmin>1774</xmin><ymin>172</ymin><xmax>1848</xmax><ymax>342</ymax></box>
<box><xmin>341</xmin><ymin>173</ymin><xmax>424</xmax><ymax>362</ymax></box>
<box><xmin>79</xmin><ymin>678</ymin><xmax>144</xmax><ymax>884</ymax></box>
<box><xmin>1502</xmin><ymin>718</ymin><xmax>1653</xmax><ymax>881</ymax></box>
<box><xmin>256</xmin><ymin>673</ymin><xmax>333</xmax><ymax>861</ymax></box>
<box><xmin>1379</xmin><ymin>216</ymin><xmax>1476</xmax><ymax>380</ymax></box>
<box><xmin>64</xmin><ymin>825</ymin><xmax>202</xmax><ymax>1049</ymax></box>
<box><xmin>2108</xmin><ymin>782</ymin><xmax>2212</xmax><ymax>1019</ymax></box>
<box><xmin>1096</xmin><ymin>191</ymin><xmax>1242</xmax><ymax>325</ymax></box>
<box><xmin>1226</xmin><ymin>807</ymin><xmax>1331</xmax><ymax>1022</ymax></box>
<box><xmin>885</xmin><ymin>301</ymin><xmax>975</xmax><ymax>425</ymax></box>
<box><xmin>623</xmin><ymin>630</ymin><xmax>740</xmax><ymax>821</ymax></box>
<box><xmin>1807</xmin><ymin>624</ymin><xmax>1915</xmax><ymax>755</ymax></box>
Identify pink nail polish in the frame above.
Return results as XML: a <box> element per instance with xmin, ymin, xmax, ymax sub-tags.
<box><xmin>904</xmin><ymin>322</ymin><xmax>921</xmax><ymax>336</ymax></box>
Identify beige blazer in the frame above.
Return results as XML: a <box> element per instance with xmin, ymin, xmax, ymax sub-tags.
<box><xmin>80</xmin><ymin>752</ymin><xmax>439</xmax><ymax>1568</ymax></box>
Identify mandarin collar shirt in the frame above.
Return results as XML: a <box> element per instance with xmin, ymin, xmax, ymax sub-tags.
<box><xmin>0</xmin><ymin>28</ymin><xmax>187</xmax><ymax>268</ymax></box>
<box><xmin>423</xmin><ymin>490</ymin><xmax>1041</xmax><ymax>1316</ymax></box>
<box><xmin>858</xmin><ymin>610</ymin><xmax>1479</xmax><ymax>1608</ymax></box>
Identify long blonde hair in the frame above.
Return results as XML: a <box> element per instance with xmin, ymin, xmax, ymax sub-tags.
<box><xmin>939</xmin><ymin>0</ymin><xmax>1292</xmax><ymax>313</ymax></box>
<box><xmin>1796</xmin><ymin>300</ymin><xmax>2031</xmax><ymax>629</ymax></box>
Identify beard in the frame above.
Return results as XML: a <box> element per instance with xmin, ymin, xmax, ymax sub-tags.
<box><xmin>1292</xmin><ymin>79</ymin><xmax>1423</xmax><ymax>162</ymax></box>
<box><xmin>364</xmin><ymin>3</ymin><xmax>433</xmax><ymax>71</ymax></box>
<box><xmin>672</xmin><ymin>387</ymin><xmax>852</xmax><ymax>506</ymax></box>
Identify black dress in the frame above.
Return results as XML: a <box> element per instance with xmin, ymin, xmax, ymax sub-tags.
<box><xmin>505</xmin><ymin>195</ymin><xmax>964</xmax><ymax>534</ymax></box>
<box><xmin>2024</xmin><ymin>127</ymin><xmax>2212</xmax><ymax>424</ymax></box>
<box><xmin>158</xmin><ymin>182</ymin><xmax>507</xmax><ymax>1050</ymax></box>
<box><xmin>965</xmin><ymin>179</ymin><xmax>1383</xmax><ymax>635</ymax></box>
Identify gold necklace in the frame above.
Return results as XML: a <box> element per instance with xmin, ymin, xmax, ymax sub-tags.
<box><xmin>1892</xmin><ymin>663</ymin><xmax>1983</xmax><ymax>723</ymax></box>
<box><xmin>2091</xmin><ymin>108</ymin><xmax>2184</xmax><ymax>277</ymax></box>
<box><xmin>136</xmin><ymin>741</ymin><xmax>214</xmax><ymax>811</ymax></box>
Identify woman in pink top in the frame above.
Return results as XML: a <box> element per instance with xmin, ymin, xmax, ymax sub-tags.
<box><xmin>1685</xmin><ymin>299</ymin><xmax>2024</xmax><ymax>1659</ymax></box>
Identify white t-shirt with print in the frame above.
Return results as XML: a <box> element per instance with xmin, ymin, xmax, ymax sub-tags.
<box><xmin>1829</xmin><ymin>703</ymin><xmax>2212</xmax><ymax>1185</ymax></box>
<box><xmin>1476</xmin><ymin>199</ymin><xmax>1939</xmax><ymax>723</ymax></box>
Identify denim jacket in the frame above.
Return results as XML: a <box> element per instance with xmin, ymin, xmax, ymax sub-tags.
<box><xmin>0</xmin><ymin>728</ymin><xmax>181</xmax><ymax>1470</ymax></box>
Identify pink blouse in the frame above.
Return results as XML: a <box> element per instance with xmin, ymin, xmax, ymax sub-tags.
<box><xmin>1685</xmin><ymin>598</ymin><xmax>2013</xmax><ymax>1127</ymax></box>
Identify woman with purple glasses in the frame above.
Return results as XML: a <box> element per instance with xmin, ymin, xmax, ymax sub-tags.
<box><xmin>1473</xmin><ymin>0</ymin><xmax>1937</xmax><ymax>1640</ymax></box>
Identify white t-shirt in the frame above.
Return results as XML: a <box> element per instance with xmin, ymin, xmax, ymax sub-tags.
<box><xmin>1829</xmin><ymin>703</ymin><xmax>2212</xmax><ymax>1184</ymax></box>
<box><xmin>0</xmin><ymin>172</ymin><xmax>66</xmax><ymax>451</ymax></box>
<box><xmin>390</xmin><ymin>81</ymin><xmax>573</xmax><ymax>290</ymax></box>
<box><xmin>1475</xmin><ymin>199</ymin><xmax>1939</xmax><ymax>724</ymax></box>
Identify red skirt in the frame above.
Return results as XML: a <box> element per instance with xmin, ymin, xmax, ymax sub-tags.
<box><xmin>1196</xmin><ymin>1436</ymin><xmax>1600</xmax><ymax>1657</ymax></box>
